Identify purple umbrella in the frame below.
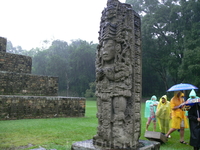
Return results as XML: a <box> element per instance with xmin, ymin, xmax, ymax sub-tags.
<box><xmin>167</xmin><ymin>83</ymin><xmax>198</xmax><ymax>92</ymax></box>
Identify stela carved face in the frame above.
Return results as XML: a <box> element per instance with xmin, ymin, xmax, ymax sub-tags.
<box><xmin>102</xmin><ymin>40</ymin><xmax>115</xmax><ymax>62</ymax></box>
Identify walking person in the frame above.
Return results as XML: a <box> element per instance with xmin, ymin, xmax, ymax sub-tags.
<box><xmin>165</xmin><ymin>91</ymin><xmax>189</xmax><ymax>144</ymax></box>
<box><xmin>156</xmin><ymin>95</ymin><xmax>171</xmax><ymax>136</ymax></box>
<box><xmin>145</xmin><ymin>95</ymin><xmax>158</xmax><ymax>131</ymax></box>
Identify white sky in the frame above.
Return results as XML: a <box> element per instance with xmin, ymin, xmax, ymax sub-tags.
<box><xmin>0</xmin><ymin>0</ymin><xmax>126</xmax><ymax>50</ymax></box>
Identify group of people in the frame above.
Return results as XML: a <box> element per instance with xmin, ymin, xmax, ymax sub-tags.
<box><xmin>145</xmin><ymin>90</ymin><xmax>200</xmax><ymax>150</ymax></box>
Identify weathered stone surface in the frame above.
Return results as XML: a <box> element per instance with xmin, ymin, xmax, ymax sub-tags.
<box><xmin>0</xmin><ymin>96</ymin><xmax>85</xmax><ymax>120</ymax></box>
<box><xmin>0</xmin><ymin>71</ymin><xmax>58</xmax><ymax>96</ymax></box>
<box><xmin>0</xmin><ymin>36</ymin><xmax>6</xmax><ymax>52</ymax></box>
<box><xmin>144</xmin><ymin>131</ymin><xmax>167</xmax><ymax>143</ymax></box>
<box><xmin>0</xmin><ymin>51</ymin><xmax>32</xmax><ymax>74</ymax></box>
<box><xmin>0</xmin><ymin>36</ymin><xmax>31</xmax><ymax>74</ymax></box>
<box><xmin>0</xmin><ymin>36</ymin><xmax>85</xmax><ymax>120</ymax></box>
<box><xmin>93</xmin><ymin>0</ymin><xmax>142</xmax><ymax>149</ymax></box>
<box><xmin>0</xmin><ymin>36</ymin><xmax>58</xmax><ymax>96</ymax></box>
<box><xmin>71</xmin><ymin>139</ymin><xmax>160</xmax><ymax>150</ymax></box>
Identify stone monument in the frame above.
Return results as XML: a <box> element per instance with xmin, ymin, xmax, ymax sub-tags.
<box><xmin>72</xmin><ymin>0</ymin><xmax>160</xmax><ymax>149</ymax></box>
<box><xmin>92</xmin><ymin>0</ymin><xmax>141</xmax><ymax>149</ymax></box>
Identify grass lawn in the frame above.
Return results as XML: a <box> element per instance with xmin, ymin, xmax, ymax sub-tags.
<box><xmin>0</xmin><ymin>98</ymin><xmax>193</xmax><ymax>150</ymax></box>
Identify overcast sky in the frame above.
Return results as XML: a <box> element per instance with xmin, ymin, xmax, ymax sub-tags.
<box><xmin>0</xmin><ymin>0</ymin><xmax>126</xmax><ymax>50</ymax></box>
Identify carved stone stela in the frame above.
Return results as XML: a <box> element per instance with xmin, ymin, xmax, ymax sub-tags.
<box><xmin>93</xmin><ymin>0</ymin><xmax>142</xmax><ymax>149</ymax></box>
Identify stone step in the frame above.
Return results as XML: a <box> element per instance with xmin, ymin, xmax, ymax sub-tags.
<box><xmin>0</xmin><ymin>71</ymin><xmax>58</xmax><ymax>96</ymax></box>
<box><xmin>0</xmin><ymin>51</ymin><xmax>32</xmax><ymax>74</ymax></box>
<box><xmin>144</xmin><ymin>131</ymin><xmax>167</xmax><ymax>143</ymax></box>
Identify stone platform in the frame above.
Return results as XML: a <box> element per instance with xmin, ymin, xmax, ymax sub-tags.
<box><xmin>71</xmin><ymin>139</ymin><xmax>160</xmax><ymax>150</ymax></box>
<box><xmin>0</xmin><ymin>95</ymin><xmax>85</xmax><ymax>120</ymax></box>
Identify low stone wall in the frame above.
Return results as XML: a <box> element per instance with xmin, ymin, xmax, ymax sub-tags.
<box><xmin>0</xmin><ymin>52</ymin><xmax>32</xmax><ymax>74</ymax></box>
<box><xmin>0</xmin><ymin>95</ymin><xmax>85</xmax><ymax>120</ymax></box>
<box><xmin>0</xmin><ymin>71</ymin><xmax>58</xmax><ymax>96</ymax></box>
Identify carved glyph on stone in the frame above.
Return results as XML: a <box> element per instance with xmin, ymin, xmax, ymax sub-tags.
<box><xmin>93</xmin><ymin>0</ymin><xmax>142</xmax><ymax>149</ymax></box>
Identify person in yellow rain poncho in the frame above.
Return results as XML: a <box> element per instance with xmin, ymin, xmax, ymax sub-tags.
<box><xmin>166</xmin><ymin>91</ymin><xmax>189</xmax><ymax>144</ymax></box>
<box><xmin>156</xmin><ymin>95</ymin><xmax>171</xmax><ymax>135</ymax></box>
<box><xmin>145</xmin><ymin>95</ymin><xmax>158</xmax><ymax>131</ymax></box>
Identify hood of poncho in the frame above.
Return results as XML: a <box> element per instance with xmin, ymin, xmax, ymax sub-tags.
<box><xmin>151</xmin><ymin>95</ymin><xmax>157</xmax><ymax>101</ymax></box>
<box><xmin>189</xmin><ymin>89</ymin><xmax>197</xmax><ymax>98</ymax></box>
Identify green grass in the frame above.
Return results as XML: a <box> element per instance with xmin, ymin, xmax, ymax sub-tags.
<box><xmin>0</xmin><ymin>99</ymin><xmax>193</xmax><ymax>150</ymax></box>
<box><xmin>140</xmin><ymin>103</ymin><xmax>192</xmax><ymax>150</ymax></box>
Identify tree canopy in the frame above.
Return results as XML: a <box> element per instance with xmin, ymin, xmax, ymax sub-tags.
<box><xmin>6</xmin><ymin>0</ymin><xmax>200</xmax><ymax>97</ymax></box>
<box><xmin>7</xmin><ymin>39</ymin><xmax>96</xmax><ymax>97</ymax></box>
<box><xmin>126</xmin><ymin>0</ymin><xmax>200</xmax><ymax>96</ymax></box>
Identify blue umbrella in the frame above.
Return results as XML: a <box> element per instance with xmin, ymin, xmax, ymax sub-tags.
<box><xmin>179</xmin><ymin>98</ymin><xmax>200</xmax><ymax>123</ymax></box>
<box><xmin>179</xmin><ymin>98</ymin><xmax>200</xmax><ymax>107</ymax></box>
<box><xmin>185</xmin><ymin>98</ymin><xmax>200</xmax><ymax>105</ymax></box>
<box><xmin>167</xmin><ymin>83</ymin><xmax>198</xmax><ymax>92</ymax></box>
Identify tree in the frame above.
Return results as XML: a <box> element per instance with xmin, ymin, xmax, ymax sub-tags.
<box><xmin>31</xmin><ymin>40</ymin><xmax>70</xmax><ymax>95</ymax></box>
<box><xmin>67</xmin><ymin>40</ymin><xmax>96</xmax><ymax>96</ymax></box>
<box><xmin>30</xmin><ymin>39</ymin><xmax>96</xmax><ymax>97</ymax></box>
<box><xmin>6</xmin><ymin>40</ymin><xmax>25</xmax><ymax>54</ymax></box>
<box><xmin>126</xmin><ymin>0</ymin><xmax>200</xmax><ymax>94</ymax></box>
<box><xmin>179</xmin><ymin>0</ymin><xmax>200</xmax><ymax>90</ymax></box>
<box><xmin>85</xmin><ymin>82</ymin><xmax>96</xmax><ymax>98</ymax></box>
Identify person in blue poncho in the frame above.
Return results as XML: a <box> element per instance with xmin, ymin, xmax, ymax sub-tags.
<box><xmin>145</xmin><ymin>95</ymin><xmax>159</xmax><ymax>131</ymax></box>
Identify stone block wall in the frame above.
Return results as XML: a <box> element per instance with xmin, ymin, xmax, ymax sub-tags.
<box><xmin>0</xmin><ymin>36</ymin><xmax>85</xmax><ymax>120</ymax></box>
<box><xmin>0</xmin><ymin>71</ymin><xmax>58</xmax><ymax>96</ymax></box>
<box><xmin>0</xmin><ymin>52</ymin><xmax>32</xmax><ymax>74</ymax></box>
<box><xmin>0</xmin><ymin>96</ymin><xmax>85</xmax><ymax>120</ymax></box>
<box><xmin>0</xmin><ymin>36</ymin><xmax>6</xmax><ymax>52</ymax></box>
<box><xmin>0</xmin><ymin>36</ymin><xmax>59</xmax><ymax>96</ymax></box>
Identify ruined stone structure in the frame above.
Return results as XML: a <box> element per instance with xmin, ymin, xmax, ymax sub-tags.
<box><xmin>0</xmin><ymin>36</ymin><xmax>58</xmax><ymax>96</ymax></box>
<box><xmin>0</xmin><ymin>50</ymin><xmax>32</xmax><ymax>74</ymax></box>
<box><xmin>0</xmin><ymin>36</ymin><xmax>85</xmax><ymax>120</ymax></box>
<box><xmin>0</xmin><ymin>37</ymin><xmax>6</xmax><ymax>53</ymax></box>
<box><xmin>93</xmin><ymin>0</ymin><xmax>142</xmax><ymax>149</ymax></box>
<box><xmin>0</xmin><ymin>96</ymin><xmax>85</xmax><ymax>120</ymax></box>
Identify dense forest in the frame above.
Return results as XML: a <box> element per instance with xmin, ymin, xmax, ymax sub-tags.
<box><xmin>127</xmin><ymin>0</ymin><xmax>200</xmax><ymax>97</ymax></box>
<box><xmin>6</xmin><ymin>0</ymin><xmax>200</xmax><ymax>98</ymax></box>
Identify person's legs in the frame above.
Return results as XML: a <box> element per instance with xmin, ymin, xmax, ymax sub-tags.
<box><xmin>179</xmin><ymin>119</ymin><xmax>188</xmax><ymax>144</ymax></box>
<box><xmin>153</xmin><ymin>121</ymin><xmax>156</xmax><ymax>131</ymax></box>
<box><xmin>146</xmin><ymin>117</ymin><xmax>151</xmax><ymax>131</ymax></box>
<box><xmin>164</xmin><ymin>119</ymin><xmax>171</xmax><ymax>138</ymax></box>
<box><xmin>165</xmin><ymin>128</ymin><xmax>176</xmax><ymax>137</ymax></box>
<box><xmin>180</xmin><ymin>127</ymin><xmax>185</xmax><ymax>142</ymax></box>
<box><xmin>166</xmin><ymin>116</ymin><xmax>180</xmax><ymax>138</ymax></box>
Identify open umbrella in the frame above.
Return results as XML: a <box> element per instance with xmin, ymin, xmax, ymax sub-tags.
<box><xmin>184</xmin><ymin>98</ymin><xmax>200</xmax><ymax>106</ymax></box>
<box><xmin>179</xmin><ymin>98</ymin><xmax>200</xmax><ymax>107</ymax></box>
<box><xmin>177</xmin><ymin>97</ymin><xmax>199</xmax><ymax>110</ymax></box>
<box><xmin>179</xmin><ymin>98</ymin><xmax>200</xmax><ymax>124</ymax></box>
<box><xmin>167</xmin><ymin>83</ymin><xmax>198</xmax><ymax>92</ymax></box>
